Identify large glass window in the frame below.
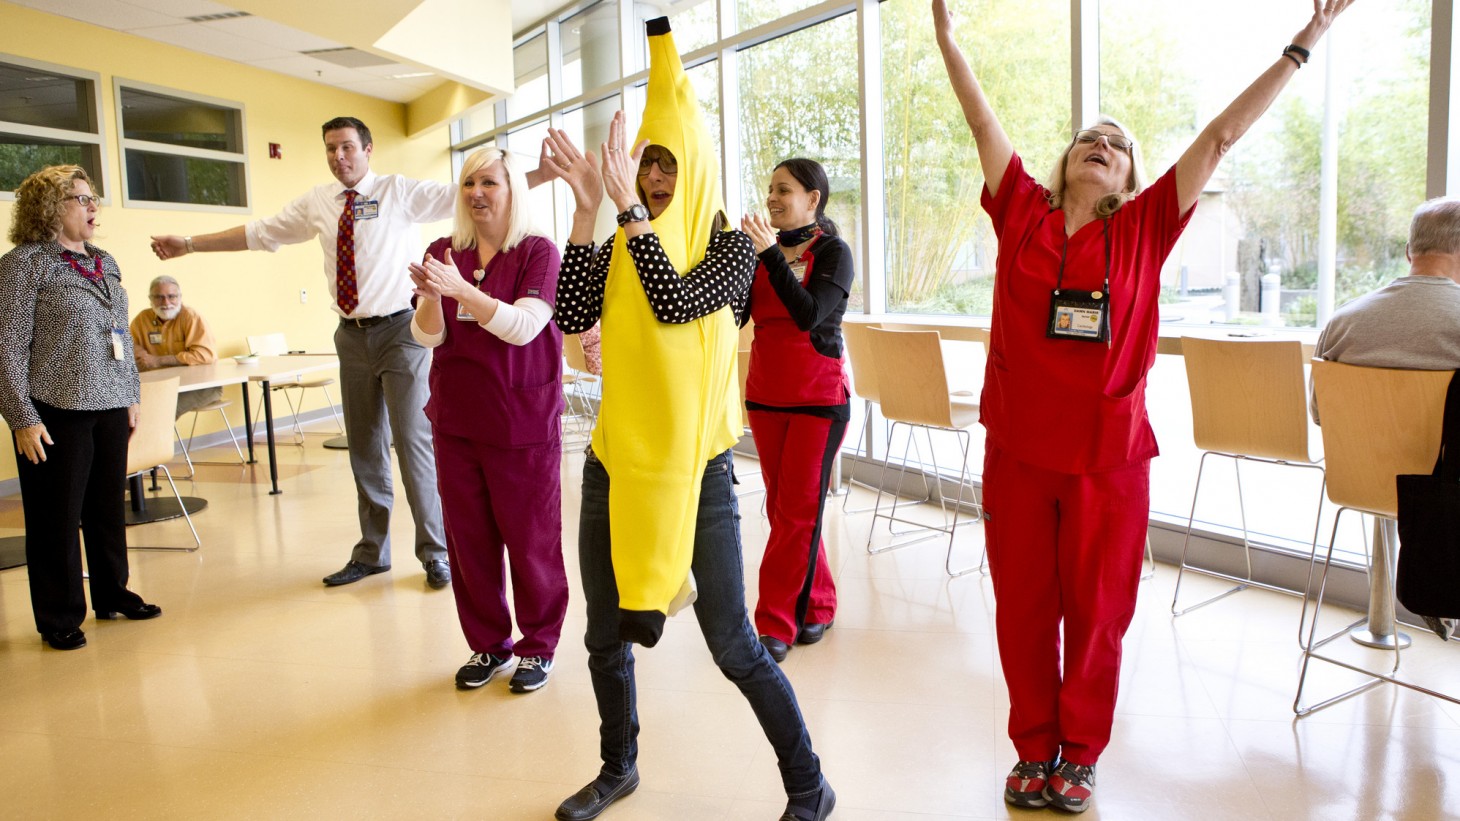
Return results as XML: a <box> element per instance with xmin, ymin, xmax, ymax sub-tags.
<box><xmin>0</xmin><ymin>56</ymin><xmax>103</xmax><ymax>195</ymax></box>
<box><xmin>563</xmin><ymin>2</ymin><xmax>620</xmax><ymax>100</ymax></box>
<box><xmin>739</xmin><ymin>0</ymin><xmax>823</xmax><ymax>32</ymax></box>
<box><xmin>738</xmin><ymin>12</ymin><xmax>862</xmax><ymax>294</ymax></box>
<box><xmin>881</xmin><ymin>0</ymin><xmax>1071</xmax><ymax>314</ymax></box>
<box><xmin>116</xmin><ymin>82</ymin><xmax>246</xmax><ymax>208</ymax></box>
<box><xmin>506</xmin><ymin>34</ymin><xmax>550</xmax><ymax>123</ymax></box>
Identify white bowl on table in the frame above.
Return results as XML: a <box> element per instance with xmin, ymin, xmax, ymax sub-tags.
<box><xmin>233</xmin><ymin>354</ymin><xmax>260</xmax><ymax>364</ymax></box>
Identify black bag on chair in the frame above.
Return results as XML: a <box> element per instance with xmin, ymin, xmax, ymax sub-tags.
<box><xmin>1396</xmin><ymin>370</ymin><xmax>1460</xmax><ymax>619</ymax></box>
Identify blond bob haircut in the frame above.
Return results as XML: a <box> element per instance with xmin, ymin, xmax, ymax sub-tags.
<box><xmin>450</xmin><ymin>147</ymin><xmax>541</xmax><ymax>253</ymax></box>
<box><xmin>1046</xmin><ymin>116</ymin><xmax>1149</xmax><ymax>219</ymax></box>
<box><xmin>8</xmin><ymin>165</ymin><xmax>92</xmax><ymax>246</ymax></box>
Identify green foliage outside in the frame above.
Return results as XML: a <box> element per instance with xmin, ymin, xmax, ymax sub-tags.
<box><xmin>0</xmin><ymin>143</ymin><xmax>84</xmax><ymax>191</ymax></box>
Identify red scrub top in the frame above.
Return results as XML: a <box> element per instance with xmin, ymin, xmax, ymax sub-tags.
<box><xmin>746</xmin><ymin>235</ymin><xmax>852</xmax><ymax>408</ymax></box>
<box><xmin>422</xmin><ymin>234</ymin><xmax>564</xmax><ymax>448</ymax></box>
<box><xmin>980</xmin><ymin>152</ymin><xmax>1193</xmax><ymax>474</ymax></box>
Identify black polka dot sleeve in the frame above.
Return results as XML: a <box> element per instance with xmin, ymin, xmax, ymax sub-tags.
<box><xmin>626</xmin><ymin>229</ymin><xmax>754</xmax><ymax>325</ymax></box>
<box><xmin>554</xmin><ymin>241</ymin><xmax>611</xmax><ymax>335</ymax></box>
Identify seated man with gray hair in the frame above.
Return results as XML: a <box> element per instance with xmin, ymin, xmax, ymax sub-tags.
<box><xmin>1311</xmin><ymin>195</ymin><xmax>1460</xmax><ymax>640</ymax></box>
<box><xmin>129</xmin><ymin>275</ymin><xmax>223</xmax><ymax>417</ymax></box>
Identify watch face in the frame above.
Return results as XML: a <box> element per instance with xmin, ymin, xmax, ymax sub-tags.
<box><xmin>618</xmin><ymin>204</ymin><xmax>649</xmax><ymax>225</ymax></box>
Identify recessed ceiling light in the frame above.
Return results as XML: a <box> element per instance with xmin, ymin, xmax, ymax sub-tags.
<box><xmin>387</xmin><ymin>72</ymin><xmax>434</xmax><ymax>79</ymax></box>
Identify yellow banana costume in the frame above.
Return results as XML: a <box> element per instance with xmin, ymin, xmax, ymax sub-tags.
<box><xmin>594</xmin><ymin>17</ymin><xmax>741</xmax><ymax>645</ymax></box>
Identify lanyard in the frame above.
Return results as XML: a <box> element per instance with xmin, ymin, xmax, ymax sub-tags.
<box><xmin>1054</xmin><ymin>218</ymin><xmax>1111</xmax><ymax>298</ymax></box>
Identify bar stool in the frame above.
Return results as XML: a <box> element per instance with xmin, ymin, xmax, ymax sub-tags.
<box><xmin>865</xmin><ymin>327</ymin><xmax>983</xmax><ymax>576</ymax></box>
<box><xmin>1296</xmin><ymin>360</ymin><xmax>1458</xmax><ymax>715</ymax></box>
<box><xmin>1171</xmin><ymin>338</ymin><xmax>1326</xmax><ymax>636</ymax></box>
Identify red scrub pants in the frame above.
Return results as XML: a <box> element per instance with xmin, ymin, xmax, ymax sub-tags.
<box><xmin>982</xmin><ymin>443</ymin><xmax>1149</xmax><ymax>766</ymax></box>
<box><xmin>433</xmin><ymin>429</ymin><xmax>568</xmax><ymax>660</ymax></box>
<box><xmin>749</xmin><ymin>409</ymin><xmax>846</xmax><ymax>643</ymax></box>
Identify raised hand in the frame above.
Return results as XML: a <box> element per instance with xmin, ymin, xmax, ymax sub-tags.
<box><xmin>542</xmin><ymin>128</ymin><xmax>604</xmax><ymax>214</ymax></box>
<box><xmin>740</xmin><ymin>213</ymin><xmax>777</xmax><ymax>254</ymax></box>
<box><xmin>932</xmin><ymin>0</ymin><xmax>953</xmax><ymax>33</ymax></box>
<box><xmin>150</xmin><ymin>235</ymin><xmax>187</xmax><ymax>261</ymax></box>
<box><xmin>601</xmin><ymin>111</ymin><xmax>650</xmax><ymax>213</ymax></box>
<box><xmin>1293</xmin><ymin>0</ymin><xmax>1357</xmax><ymax>51</ymax></box>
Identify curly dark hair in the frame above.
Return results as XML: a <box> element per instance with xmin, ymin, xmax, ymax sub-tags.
<box><xmin>8</xmin><ymin>165</ymin><xmax>91</xmax><ymax>246</ymax></box>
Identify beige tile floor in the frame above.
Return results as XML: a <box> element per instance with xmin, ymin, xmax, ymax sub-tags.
<box><xmin>2</xmin><ymin>430</ymin><xmax>1458</xmax><ymax>820</ymax></box>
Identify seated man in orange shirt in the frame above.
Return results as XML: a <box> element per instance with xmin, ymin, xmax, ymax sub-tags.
<box><xmin>129</xmin><ymin>275</ymin><xmax>222</xmax><ymax>417</ymax></box>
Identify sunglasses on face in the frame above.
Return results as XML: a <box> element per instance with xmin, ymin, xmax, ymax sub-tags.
<box><xmin>638</xmin><ymin>147</ymin><xmax>678</xmax><ymax>176</ymax></box>
<box><xmin>1073</xmin><ymin>129</ymin><xmax>1134</xmax><ymax>152</ymax></box>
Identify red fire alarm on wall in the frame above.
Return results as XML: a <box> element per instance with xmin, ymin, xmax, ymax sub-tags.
<box><xmin>268</xmin><ymin>143</ymin><xmax>282</xmax><ymax>159</ymax></box>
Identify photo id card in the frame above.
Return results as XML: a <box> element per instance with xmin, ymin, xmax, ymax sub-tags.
<box><xmin>1046</xmin><ymin>289</ymin><xmax>1109</xmax><ymax>343</ymax></box>
<box><xmin>456</xmin><ymin>301</ymin><xmax>477</xmax><ymax>322</ymax></box>
<box><xmin>147</xmin><ymin>331</ymin><xmax>163</xmax><ymax>345</ymax></box>
<box><xmin>111</xmin><ymin>327</ymin><xmax>128</xmax><ymax>360</ymax></box>
<box><xmin>353</xmin><ymin>199</ymin><xmax>380</xmax><ymax>220</ymax></box>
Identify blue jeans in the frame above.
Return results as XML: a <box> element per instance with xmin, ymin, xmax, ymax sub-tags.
<box><xmin>578</xmin><ymin>448</ymin><xmax>822</xmax><ymax>796</ymax></box>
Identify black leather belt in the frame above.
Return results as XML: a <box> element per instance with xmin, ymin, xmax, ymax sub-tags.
<box><xmin>341</xmin><ymin>308</ymin><xmax>410</xmax><ymax>328</ymax></box>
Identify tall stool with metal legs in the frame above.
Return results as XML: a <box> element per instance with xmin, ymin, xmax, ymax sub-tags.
<box><xmin>1295</xmin><ymin>360</ymin><xmax>1458</xmax><ymax>715</ymax></box>
<box><xmin>1171</xmin><ymin>338</ymin><xmax>1326</xmax><ymax>641</ymax></box>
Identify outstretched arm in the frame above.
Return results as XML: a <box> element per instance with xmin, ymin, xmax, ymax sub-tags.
<box><xmin>150</xmin><ymin>226</ymin><xmax>248</xmax><ymax>260</ymax></box>
<box><xmin>1175</xmin><ymin>0</ymin><xmax>1356</xmax><ymax>214</ymax></box>
<box><xmin>933</xmin><ymin>0</ymin><xmax>1014</xmax><ymax>196</ymax></box>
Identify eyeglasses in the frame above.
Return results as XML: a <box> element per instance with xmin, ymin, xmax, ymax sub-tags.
<box><xmin>638</xmin><ymin>147</ymin><xmax>678</xmax><ymax>176</ymax></box>
<box><xmin>149</xmin><ymin>293</ymin><xmax>181</xmax><ymax>303</ymax></box>
<box><xmin>68</xmin><ymin>194</ymin><xmax>102</xmax><ymax>207</ymax></box>
<box><xmin>1073</xmin><ymin>129</ymin><xmax>1134</xmax><ymax>152</ymax></box>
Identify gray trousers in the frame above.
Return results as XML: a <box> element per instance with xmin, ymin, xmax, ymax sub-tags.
<box><xmin>333</xmin><ymin>311</ymin><xmax>447</xmax><ymax>568</ymax></box>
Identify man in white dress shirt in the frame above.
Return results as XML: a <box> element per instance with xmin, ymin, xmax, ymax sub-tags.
<box><xmin>150</xmin><ymin>116</ymin><xmax>453</xmax><ymax>589</ymax></box>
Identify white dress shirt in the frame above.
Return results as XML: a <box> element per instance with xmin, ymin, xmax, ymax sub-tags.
<box><xmin>245</xmin><ymin>170</ymin><xmax>454</xmax><ymax>319</ymax></box>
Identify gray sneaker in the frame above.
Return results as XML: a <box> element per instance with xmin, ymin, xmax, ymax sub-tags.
<box><xmin>455</xmin><ymin>652</ymin><xmax>513</xmax><ymax>689</ymax></box>
<box><xmin>509</xmin><ymin>656</ymin><xmax>554</xmax><ymax>693</ymax></box>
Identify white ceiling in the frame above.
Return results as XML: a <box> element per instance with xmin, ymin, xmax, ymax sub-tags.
<box><xmin>10</xmin><ymin>0</ymin><xmax>568</xmax><ymax>104</ymax></box>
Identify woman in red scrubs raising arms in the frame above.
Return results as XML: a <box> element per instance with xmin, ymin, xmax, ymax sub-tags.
<box><xmin>933</xmin><ymin>0</ymin><xmax>1354</xmax><ymax>813</ymax></box>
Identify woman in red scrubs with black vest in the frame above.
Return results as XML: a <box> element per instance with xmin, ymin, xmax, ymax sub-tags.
<box><xmin>933</xmin><ymin>0</ymin><xmax>1354</xmax><ymax>813</ymax></box>
<box><xmin>740</xmin><ymin>159</ymin><xmax>853</xmax><ymax>663</ymax></box>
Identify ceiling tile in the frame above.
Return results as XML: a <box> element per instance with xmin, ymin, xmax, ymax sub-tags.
<box><xmin>122</xmin><ymin>0</ymin><xmax>235</xmax><ymax>16</ymax></box>
<box><xmin>246</xmin><ymin>55</ymin><xmax>375</xmax><ymax>85</ymax></box>
<box><xmin>9</xmin><ymin>0</ymin><xmax>179</xmax><ymax>31</ymax></box>
<box><xmin>131</xmin><ymin>22</ymin><xmax>297</xmax><ymax>62</ymax></box>
<box><xmin>204</xmin><ymin>16</ymin><xmax>342</xmax><ymax>52</ymax></box>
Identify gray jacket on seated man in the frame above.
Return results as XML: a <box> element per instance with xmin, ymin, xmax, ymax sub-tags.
<box><xmin>1311</xmin><ymin>195</ymin><xmax>1460</xmax><ymax>641</ymax></box>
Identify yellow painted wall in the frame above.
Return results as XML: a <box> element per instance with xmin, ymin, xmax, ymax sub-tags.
<box><xmin>0</xmin><ymin>2</ymin><xmax>456</xmax><ymax>482</ymax></box>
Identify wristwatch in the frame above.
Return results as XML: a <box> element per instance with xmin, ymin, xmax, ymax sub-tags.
<box><xmin>616</xmin><ymin>203</ymin><xmax>650</xmax><ymax>226</ymax></box>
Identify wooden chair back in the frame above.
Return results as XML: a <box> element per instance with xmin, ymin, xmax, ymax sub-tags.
<box><xmin>128</xmin><ymin>377</ymin><xmax>180</xmax><ymax>475</ymax></box>
<box><xmin>564</xmin><ymin>333</ymin><xmax>593</xmax><ymax>375</ymax></box>
<box><xmin>1182</xmin><ymin>337</ymin><xmax>1315</xmax><ymax>463</ymax></box>
<box><xmin>869</xmin><ymin>327</ymin><xmax>956</xmax><ymax>429</ymax></box>
<box><xmin>1312</xmin><ymin>360</ymin><xmax>1452</xmax><ymax>517</ymax></box>
<box><xmin>841</xmin><ymin>319</ymin><xmax>881</xmax><ymax>404</ymax></box>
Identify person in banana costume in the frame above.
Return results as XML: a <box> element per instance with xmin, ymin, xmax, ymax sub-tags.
<box><xmin>544</xmin><ymin>17</ymin><xmax>835</xmax><ymax>821</ymax></box>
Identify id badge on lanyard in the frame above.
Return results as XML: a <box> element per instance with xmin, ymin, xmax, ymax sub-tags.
<box><xmin>111</xmin><ymin>327</ymin><xmax>128</xmax><ymax>361</ymax></box>
<box><xmin>1045</xmin><ymin>219</ymin><xmax>1112</xmax><ymax>346</ymax></box>
<box><xmin>457</xmin><ymin>269</ymin><xmax>487</xmax><ymax>322</ymax></box>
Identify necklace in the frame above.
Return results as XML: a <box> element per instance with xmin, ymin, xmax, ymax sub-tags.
<box><xmin>61</xmin><ymin>249</ymin><xmax>104</xmax><ymax>284</ymax></box>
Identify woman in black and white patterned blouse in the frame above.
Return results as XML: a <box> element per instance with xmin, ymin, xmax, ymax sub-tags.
<box><xmin>0</xmin><ymin>165</ymin><xmax>159</xmax><ymax>652</ymax></box>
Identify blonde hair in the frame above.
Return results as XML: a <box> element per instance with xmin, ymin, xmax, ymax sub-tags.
<box><xmin>8</xmin><ymin>165</ymin><xmax>92</xmax><ymax>246</ymax></box>
<box><xmin>450</xmin><ymin>147</ymin><xmax>541</xmax><ymax>252</ymax></box>
<box><xmin>1046</xmin><ymin>116</ymin><xmax>1149</xmax><ymax>219</ymax></box>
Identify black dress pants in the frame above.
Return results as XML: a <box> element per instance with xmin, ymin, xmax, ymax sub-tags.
<box><xmin>16</xmin><ymin>402</ymin><xmax>139</xmax><ymax>634</ymax></box>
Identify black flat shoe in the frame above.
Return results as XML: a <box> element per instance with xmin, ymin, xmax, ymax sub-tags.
<box><xmin>796</xmin><ymin>621</ymin><xmax>832</xmax><ymax>645</ymax></box>
<box><xmin>759</xmin><ymin>635</ymin><xmax>790</xmax><ymax>663</ymax></box>
<box><xmin>424</xmin><ymin>560</ymin><xmax>451</xmax><ymax>590</ymax></box>
<box><xmin>323</xmin><ymin>560</ymin><xmax>390</xmax><ymax>587</ymax></box>
<box><xmin>95</xmin><ymin>603</ymin><xmax>162</xmax><ymax>621</ymax></box>
<box><xmin>555</xmin><ymin>768</ymin><xmax>639</xmax><ymax>821</ymax></box>
<box><xmin>781</xmin><ymin>778</ymin><xmax>836</xmax><ymax>821</ymax></box>
<box><xmin>42</xmin><ymin>629</ymin><xmax>86</xmax><ymax>650</ymax></box>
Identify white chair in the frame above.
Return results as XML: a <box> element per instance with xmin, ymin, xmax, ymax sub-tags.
<box><xmin>246</xmin><ymin>333</ymin><xmax>343</xmax><ymax>443</ymax></box>
<box><xmin>865</xmin><ymin>327</ymin><xmax>983</xmax><ymax>576</ymax></box>
<box><xmin>1171</xmin><ymin>338</ymin><xmax>1326</xmax><ymax>634</ymax></box>
<box><xmin>127</xmin><ymin>377</ymin><xmax>200</xmax><ymax>552</ymax></box>
<box><xmin>174</xmin><ymin>396</ymin><xmax>245</xmax><ymax>478</ymax></box>
<box><xmin>1295</xmin><ymin>360</ymin><xmax>1458</xmax><ymax>715</ymax></box>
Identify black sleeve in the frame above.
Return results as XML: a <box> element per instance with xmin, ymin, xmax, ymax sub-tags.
<box><xmin>554</xmin><ymin>239</ymin><xmax>612</xmax><ymax>334</ymax></box>
<box><xmin>758</xmin><ymin>236</ymin><xmax>853</xmax><ymax>332</ymax></box>
<box><xmin>625</xmin><ymin>229</ymin><xmax>756</xmax><ymax>325</ymax></box>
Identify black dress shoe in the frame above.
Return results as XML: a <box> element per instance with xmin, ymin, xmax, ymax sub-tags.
<box><xmin>95</xmin><ymin>602</ymin><xmax>162</xmax><ymax>620</ymax></box>
<box><xmin>760</xmin><ymin>634</ymin><xmax>790</xmax><ymax>663</ymax></box>
<box><xmin>42</xmin><ymin>629</ymin><xmax>87</xmax><ymax>650</ymax></box>
<box><xmin>796</xmin><ymin>621</ymin><xmax>832</xmax><ymax>646</ymax></box>
<box><xmin>424</xmin><ymin>560</ymin><xmax>451</xmax><ymax>590</ymax></box>
<box><xmin>555</xmin><ymin>768</ymin><xmax>640</xmax><ymax>821</ymax></box>
<box><xmin>323</xmin><ymin>560</ymin><xmax>390</xmax><ymax>587</ymax></box>
<box><xmin>780</xmin><ymin>778</ymin><xmax>836</xmax><ymax>821</ymax></box>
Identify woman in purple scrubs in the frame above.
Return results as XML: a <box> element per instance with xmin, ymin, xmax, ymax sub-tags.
<box><xmin>408</xmin><ymin>147</ymin><xmax>567</xmax><ymax>694</ymax></box>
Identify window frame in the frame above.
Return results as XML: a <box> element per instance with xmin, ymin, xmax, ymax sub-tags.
<box><xmin>0</xmin><ymin>53</ymin><xmax>108</xmax><ymax>202</ymax></box>
<box><xmin>112</xmin><ymin>78</ymin><xmax>251</xmax><ymax>214</ymax></box>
